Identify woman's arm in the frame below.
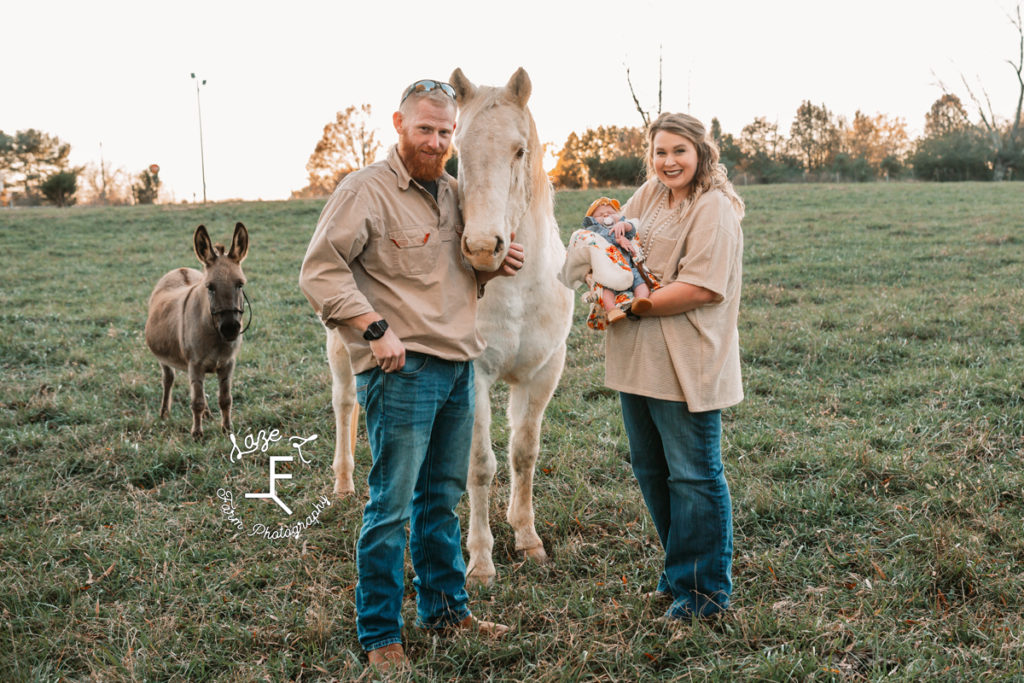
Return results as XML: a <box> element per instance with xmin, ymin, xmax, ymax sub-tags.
<box><xmin>634</xmin><ymin>281</ymin><xmax>718</xmax><ymax>317</ymax></box>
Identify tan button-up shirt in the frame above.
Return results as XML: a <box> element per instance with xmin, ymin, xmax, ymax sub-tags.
<box><xmin>605</xmin><ymin>179</ymin><xmax>744</xmax><ymax>412</ymax></box>
<box><xmin>299</xmin><ymin>146</ymin><xmax>485</xmax><ymax>373</ymax></box>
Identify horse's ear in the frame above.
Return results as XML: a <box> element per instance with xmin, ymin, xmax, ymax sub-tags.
<box><xmin>228</xmin><ymin>222</ymin><xmax>249</xmax><ymax>263</ymax></box>
<box><xmin>506</xmin><ymin>67</ymin><xmax>531</xmax><ymax>108</ymax></box>
<box><xmin>450</xmin><ymin>68</ymin><xmax>476</xmax><ymax>107</ymax></box>
<box><xmin>194</xmin><ymin>225</ymin><xmax>216</xmax><ymax>266</ymax></box>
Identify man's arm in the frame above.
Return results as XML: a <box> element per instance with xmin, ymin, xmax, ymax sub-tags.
<box><xmin>298</xmin><ymin>189</ymin><xmax>376</xmax><ymax>325</ymax></box>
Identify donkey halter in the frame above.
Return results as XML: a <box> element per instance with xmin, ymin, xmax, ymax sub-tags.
<box><xmin>210</xmin><ymin>288</ymin><xmax>253</xmax><ymax>336</ymax></box>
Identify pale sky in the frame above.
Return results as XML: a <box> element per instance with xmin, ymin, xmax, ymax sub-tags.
<box><xmin>4</xmin><ymin>0</ymin><xmax>1021</xmax><ymax>201</ymax></box>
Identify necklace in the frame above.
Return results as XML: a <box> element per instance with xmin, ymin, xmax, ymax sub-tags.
<box><xmin>641</xmin><ymin>187</ymin><xmax>688</xmax><ymax>257</ymax></box>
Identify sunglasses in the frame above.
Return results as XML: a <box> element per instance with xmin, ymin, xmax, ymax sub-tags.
<box><xmin>400</xmin><ymin>79</ymin><xmax>456</xmax><ymax>104</ymax></box>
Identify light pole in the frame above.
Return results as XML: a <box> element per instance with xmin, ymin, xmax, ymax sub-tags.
<box><xmin>190</xmin><ymin>72</ymin><xmax>208</xmax><ymax>203</ymax></box>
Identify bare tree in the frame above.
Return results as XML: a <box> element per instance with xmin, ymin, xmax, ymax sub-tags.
<box><xmin>625</xmin><ymin>46</ymin><xmax>663</xmax><ymax>128</ymax></box>
<box><xmin>79</xmin><ymin>161</ymin><xmax>132</xmax><ymax>205</ymax></box>
<box><xmin>937</xmin><ymin>2</ymin><xmax>1024</xmax><ymax>179</ymax></box>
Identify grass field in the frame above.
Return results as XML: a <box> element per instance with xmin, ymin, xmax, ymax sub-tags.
<box><xmin>2</xmin><ymin>181</ymin><xmax>1024</xmax><ymax>681</ymax></box>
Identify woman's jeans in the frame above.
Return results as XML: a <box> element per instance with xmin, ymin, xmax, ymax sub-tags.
<box><xmin>620</xmin><ymin>392</ymin><xmax>733</xmax><ymax>618</ymax></box>
<box><xmin>354</xmin><ymin>353</ymin><xmax>475</xmax><ymax>651</ymax></box>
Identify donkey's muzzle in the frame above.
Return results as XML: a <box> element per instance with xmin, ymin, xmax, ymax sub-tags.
<box><xmin>219</xmin><ymin>317</ymin><xmax>242</xmax><ymax>341</ymax></box>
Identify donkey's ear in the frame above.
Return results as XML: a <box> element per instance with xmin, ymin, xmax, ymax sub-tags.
<box><xmin>194</xmin><ymin>225</ymin><xmax>216</xmax><ymax>266</ymax></box>
<box><xmin>506</xmin><ymin>67</ymin><xmax>531</xmax><ymax>108</ymax></box>
<box><xmin>450</xmin><ymin>68</ymin><xmax>476</xmax><ymax>107</ymax></box>
<box><xmin>228</xmin><ymin>222</ymin><xmax>249</xmax><ymax>263</ymax></box>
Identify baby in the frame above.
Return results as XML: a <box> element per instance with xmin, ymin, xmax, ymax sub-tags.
<box><xmin>581</xmin><ymin>197</ymin><xmax>652</xmax><ymax>324</ymax></box>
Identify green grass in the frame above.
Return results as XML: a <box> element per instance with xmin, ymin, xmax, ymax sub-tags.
<box><xmin>2</xmin><ymin>182</ymin><xmax>1024</xmax><ymax>680</ymax></box>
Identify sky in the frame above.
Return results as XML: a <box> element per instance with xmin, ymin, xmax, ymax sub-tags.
<box><xmin>4</xmin><ymin>0</ymin><xmax>1022</xmax><ymax>202</ymax></box>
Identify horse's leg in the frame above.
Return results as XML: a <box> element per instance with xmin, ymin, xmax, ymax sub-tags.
<box><xmin>466</xmin><ymin>370</ymin><xmax>498</xmax><ymax>585</ymax></box>
<box><xmin>188</xmin><ymin>363</ymin><xmax>207</xmax><ymax>439</ymax></box>
<box><xmin>159</xmin><ymin>364</ymin><xmax>174</xmax><ymax>418</ymax></box>
<box><xmin>217</xmin><ymin>359</ymin><xmax>234</xmax><ymax>435</ymax></box>
<box><xmin>326</xmin><ymin>327</ymin><xmax>357</xmax><ymax>496</ymax></box>
<box><xmin>506</xmin><ymin>347</ymin><xmax>566</xmax><ymax>563</ymax></box>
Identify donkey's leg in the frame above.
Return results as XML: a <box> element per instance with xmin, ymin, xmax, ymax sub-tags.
<box><xmin>188</xmin><ymin>364</ymin><xmax>208</xmax><ymax>439</ymax></box>
<box><xmin>326</xmin><ymin>327</ymin><xmax>357</xmax><ymax>496</ymax></box>
<box><xmin>159</xmin><ymin>364</ymin><xmax>175</xmax><ymax>418</ymax></box>
<box><xmin>507</xmin><ymin>347</ymin><xmax>566</xmax><ymax>563</ymax></box>
<box><xmin>217</xmin><ymin>359</ymin><xmax>234</xmax><ymax>435</ymax></box>
<box><xmin>466</xmin><ymin>371</ymin><xmax>498</xmax><ymax>585</ymax></box>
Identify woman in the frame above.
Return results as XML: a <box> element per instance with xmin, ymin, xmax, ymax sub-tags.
<box><xmin>608</xmin><ymin>112</ymin><xmax>745</xmax><ymax>620</ymax></box>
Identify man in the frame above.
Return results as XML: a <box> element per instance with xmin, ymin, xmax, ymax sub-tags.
<box><xmin>299</xmin><ymin>79</ymin><xmax>521</xmax><ymax>672</ymax></box>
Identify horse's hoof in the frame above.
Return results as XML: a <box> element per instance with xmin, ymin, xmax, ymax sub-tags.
<box><xmin>465</xmin><ymin>571</ymin><xmax>496</xmax><ymax>588</ymax></box>
<box><xmin>522</xmin><ymin>546</ymin><xmax>549</xmax><ymax>563</ymax></box>
<box><xmin>333</xmin><ymin>484</ymin><xmax>355</xmax><ymax>498</ymax></box>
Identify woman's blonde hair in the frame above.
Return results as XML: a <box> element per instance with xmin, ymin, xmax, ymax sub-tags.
<box><xmin>645</xmin><ymin>112</ymin><xmax>745</xmax><ymax>219</ymax></box>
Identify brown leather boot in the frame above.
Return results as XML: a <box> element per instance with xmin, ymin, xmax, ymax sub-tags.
<box><xmin>366</xmin><ymin>642</ymin><xmax>408</xmax><ymax>672</ymax></box>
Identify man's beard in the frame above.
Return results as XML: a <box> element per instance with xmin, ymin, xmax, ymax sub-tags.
<box><xmin>399</xmin><ymin>136</ymin><xmax>451</xmax><ymax>182</ymax></box>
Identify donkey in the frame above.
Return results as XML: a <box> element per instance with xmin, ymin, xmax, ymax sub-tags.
<box><xmin>322</xmin><ymin>68</ymin><xmax>573</xmax><ymax>585</ymax></box>
<box><xmin>145</xmin><ymin>223</ymin><xmax>249</xmax><ymax>438</ymax></box>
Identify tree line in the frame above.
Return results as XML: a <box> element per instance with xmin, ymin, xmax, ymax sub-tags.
<box><xmin>0</xmin><ymin>130</ymin><xmax>162</xmax><ymax>207</ymax></box>
<box><xmin>548</xmin><ymin>92</ymin><xmax>1023</xmax><ymax>188</ymax></box>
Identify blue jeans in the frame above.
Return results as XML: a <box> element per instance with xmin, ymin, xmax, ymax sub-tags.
<box><xmin>620</xmin><ymin>392</ymin><xmax>733</xmax><ymax>618</ymax></box>
<box><xmin>354</xmin><ymin>353</ymin><xmax>475</xmax><ymax>651</ymax></box>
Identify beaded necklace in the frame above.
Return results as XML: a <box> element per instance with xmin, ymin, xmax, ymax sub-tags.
<box><xmin>640</xmin><ymin>186</ymin><xmax>691</xmax><ymax>258</ymax></box>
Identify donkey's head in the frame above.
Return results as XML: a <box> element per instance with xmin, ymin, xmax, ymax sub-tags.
<box><xmin>194</xmin><ymin>222</ymin><xmax>249</xmax><ymax>342</ymax></box>
<box><xmin>450</xmin><ymin>67</ymin><xmax>539</xmax><ymax>272</ymax></box>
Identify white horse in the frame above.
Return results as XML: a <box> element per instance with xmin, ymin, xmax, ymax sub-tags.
<box><xmin>324</xmin><ymin>68</ymin><xmax>573</xmax><ymax>585</ymax></box>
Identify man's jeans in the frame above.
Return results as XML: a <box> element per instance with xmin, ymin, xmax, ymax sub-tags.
<box><xmin>355</xmin><ymin>353</ymin><xmax>474</xmax><ymax>651</ymax></box>
<box><xmin>620</xmin><ymin>392</ymin><xmax>733</xmax><ymax>618</ymax></box>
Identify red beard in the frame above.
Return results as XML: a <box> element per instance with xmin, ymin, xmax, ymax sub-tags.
<box><xmin>399</xmin><ymin>135</ymin><xmax>451</xmax><ymax>182</ymax></box>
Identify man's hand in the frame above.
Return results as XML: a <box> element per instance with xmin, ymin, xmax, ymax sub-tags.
<box><xmin>476</xmin><ymin>241</ymin><xmax>526</xmax><ymax>287</ymax></box>
<box><xmin>498</xmin><ymin>242</ymin><xmax>525</xmax><ymax>276</ymax></box>
<box><xmin>345</xmin><ymin>311</ymin><xmax>407</xmax><ymax>373</ymax></box>
<box><xmin>370</xmin><ymin>328</ymin><xmax>406</xmax><ymax>373</ymax></box>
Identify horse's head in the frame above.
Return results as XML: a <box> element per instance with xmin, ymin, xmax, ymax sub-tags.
<box><xmin>450</xmin><ymin>67</ymin><xmax>539</xmax><ymax>272</ymax></box>
<box><xmin>194</xmin><ymin>222</ymin><xmax>249</xmax><ymax>342</ymax></box>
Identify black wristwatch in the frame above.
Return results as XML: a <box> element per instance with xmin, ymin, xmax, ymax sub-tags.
<box><xmin>362</xmin><ymin>319</ymin><xmax>389</xmax><ymax>341</ymax></box>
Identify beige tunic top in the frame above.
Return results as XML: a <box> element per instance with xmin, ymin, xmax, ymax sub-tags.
<box><xmin>604</xmin><ymin>179</ymin><xmax>744</xmax><ymax>411</ymax></box>
<box><xmin>299</xmin><ymin>146</ymin><xmax>485</xmax><ymax>373</ymax></box>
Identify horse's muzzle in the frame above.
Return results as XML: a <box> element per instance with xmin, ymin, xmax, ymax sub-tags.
<box><xmin>462</xmin><ymin>233</ymin><xmax>507</xmax><ymax>272</ymax></box>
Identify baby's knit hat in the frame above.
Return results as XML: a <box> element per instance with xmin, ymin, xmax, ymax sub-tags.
<box><xmin>585</xmin><ymin>197</ymin><xmax>621</xmax><ymax>217</ymax></box>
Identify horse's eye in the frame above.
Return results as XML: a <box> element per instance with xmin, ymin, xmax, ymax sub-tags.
<box><xmin>515</xmin><ymin>147</ymin><xmax>526</xmax><ymax>159</ymax></box>
<box><xmin>207</xmin><ymin>284</ymin><xmax>215</xmax><ymax>292</ymax></box>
